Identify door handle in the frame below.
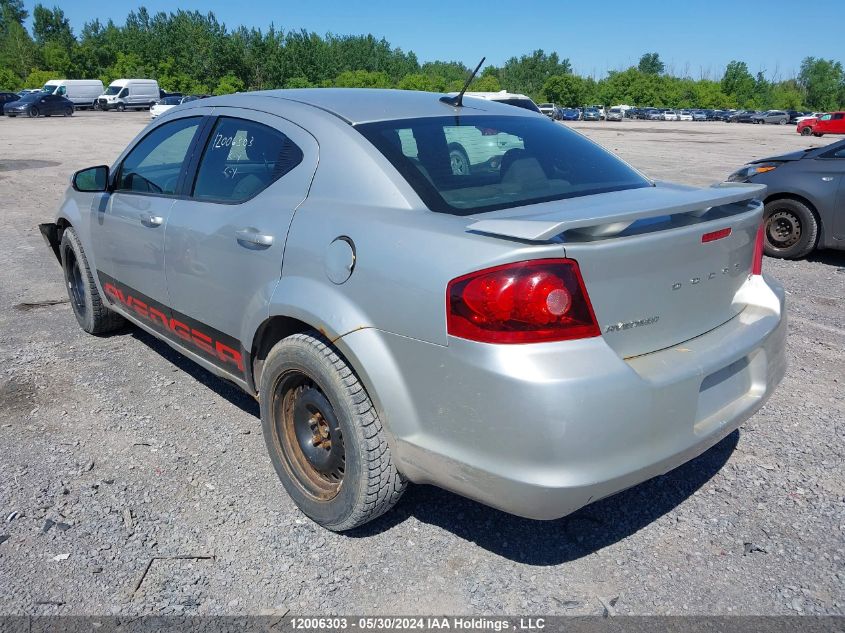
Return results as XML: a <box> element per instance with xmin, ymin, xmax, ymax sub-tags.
<box><xmin>236</xmin><ymin>228</ymin><xmax>274</xmax><ymax>248</ymax></box>
<box><xmin>140</xmin><ymin>214</ymin><xmax>164</xmax><ymax>227</ymax></box>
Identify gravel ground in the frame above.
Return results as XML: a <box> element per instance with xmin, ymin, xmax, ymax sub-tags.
<box><xmin>0</xmin><ymin>111</ymin><xmax>843</xmax><ymax>617</ymax></box>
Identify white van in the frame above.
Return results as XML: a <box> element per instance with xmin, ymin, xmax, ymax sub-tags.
<box><xmin>97</xmin><ymin>79</ymin><xmax>160</xmax><ymax>111</ymax></box>
<box><xmin>41</xmin><ymin>79</ymin><xmax>104</xmax><ymax>109</ymax></box>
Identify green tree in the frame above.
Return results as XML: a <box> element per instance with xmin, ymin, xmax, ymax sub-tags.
<box><xmin>398</xmin><ymin>72</ymin><xmax>437</xmax><ymax>92</ymax></box>
<box><xmin>25</xmin><ymin>67</ymin><xmax>60</xmax><ymax>88</ymax></box>
<box><xmin>498</xmin><ymin>50</ymin><xmax>572</xmax><ymax>100</ymax></box>
<box><xmin>0</xmin><ymin>0</ymin><xmax>27</xmax><ymax>29</ymax></box>
<box><xmin>0</xmin><ymin>65</ymin><xmax>21</xmax><ymax>89</ymax></box>
<box><xmin>721</xmin><ymin>60</ymin><xmax>755</xmax><ymax>108</ymax></box>
<box><xmin>637</xmin><ymin>52</ymin><xmax>664</xmax><ymax>75</ymax></box>
<box><xmin>333</xmin><ymin>69</ymin><xmax>392</xmax><ymax>88</ymax></box>
<box><xmin>33</xmin><ymin>5</ymin><xmax>74</xmax><ymax>48</ymax></box>
<box><xmin>543</xmin><ymin>73</ymin><xmax>588</xmax><ymax>106</ymax></box>
<box><xmin>284</xmin><ymin>75</ymin><xmax>314</xmax><ymax>89</ymax></box>
<box><xmin>798</xmin><ymin>57</ymin><xmax>844</xmax><ymax>111</ymax></box>
<box><xmin>214</xmin><ymin>72</ymin><xmax>243</xmax><ymax>94</ymax></box>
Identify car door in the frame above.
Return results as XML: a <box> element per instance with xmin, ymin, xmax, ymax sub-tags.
<box><xmin>91</xmin><ymin>113</ymin><xmax>209</xmax><ymax>314</ymax></box>
<box><xmin>830</xmin><ymin>113</ymin><xmax>845</xmax><ymax>134</ymax></box>
<box><xmin>163</xmin><ymin>109</ymin><xmax>318</xmax><ymax>377</ymax></box>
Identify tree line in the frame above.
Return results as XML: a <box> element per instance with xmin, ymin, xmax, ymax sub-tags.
<box><xmin>1</xmin><ymin>1</ymin><xmax>844</xmax><ymax>111</ymax></box>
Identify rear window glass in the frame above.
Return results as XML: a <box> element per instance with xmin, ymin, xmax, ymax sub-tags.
<box><xmin>191</xmin><ymin>117</ymin><xmax>304</xmax><ymax>203</ymax></box>
<box><xmin>357</xmin><ymin>115</ymin><xmax>651</xmax><ymax>215</ymax></box>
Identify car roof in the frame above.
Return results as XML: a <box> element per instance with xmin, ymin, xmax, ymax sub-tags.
<box><xmin>186</xmin><ymin>88</ymin><xmax>540</xmax><ymax>125</ymax></box>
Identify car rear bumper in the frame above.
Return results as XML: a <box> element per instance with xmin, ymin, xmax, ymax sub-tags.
<box><xmin>342</xmin><ymin>274</ymin><xmax>787</xmax><ymax>520</ymax></box>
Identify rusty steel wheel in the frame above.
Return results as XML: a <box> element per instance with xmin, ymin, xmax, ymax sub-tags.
<box><xmin>260</xmin><ymin>332</ymin><xmax>406</xmax><ymax>531</ymax></box>
<box><xmin>274</xmin><ymin>373</ymin><xmax>345</xmax><ymax>501</ymax></box>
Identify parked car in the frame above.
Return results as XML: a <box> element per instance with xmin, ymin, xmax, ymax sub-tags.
<box><xmin>795</xmin><ymin>112</ymin><xmax>826</xmax><ymax>125</ymax></box>
<box><xmin>662</xmin><ymin>110</ymin><xmax>679</xmax><ymax>121</ymax></box>
<box><xmin>3</xmin><ymin>93</ymin><xmax>74</xmax><ymax>117</ymax></box>
<box><xmin>729</xmin><ymin>110</ymin><xmax>758</xmax><ymax>123</ymax></box>
<box><xmin>40</xmin><ymin>79</ymin><xmax>104</xmax><ymax>110</ymax></box>
<box><xmin>691</xmin><ymin>110</ymin><xmax>708</xmax><ymax>121</ymax></box>
<box><xmin>606</xmin><ymin>107</ymin><xmax>623</xmax><ymax>121</ymax></box>
<box><xmin>582</xmin><ymin>107</ymin><xmax>601</xmax><ymax>121</ymax></box>
<box><xmin>787</xmin><ymin>110</ymin><xmax>806</xmax><ymax>124</ymax></box>
<box><xmin>149</xmin><ymin>94</ymin><xmax>205</xmax><ymax>119</ymax></box>
<box><xmin>797</xmin><ymin>112</ymin><xmax>845</xmax><ymax>137</ymax></box>
<box><xmin>751</xmin><ymin>110</ymin><xmax>789</xmax><ymax>125</ymax></box>
<box><xmin>463</xmin><ymin>90</ymin><xmax>541</xmax><ymax>113</ymax></box>
<box><xmin>726</xmin><ymin>138</ymin><xmax>845</xmax><ymax>258</ymax></box>
<box><xmin>710</xmin><ymin>110</ymin><xmax>730</xmax><ymax>121</ymax></box>
<box><xmin>538</xmin><ymin>102</ymin><xmax>557</xmax><ymax>119</ymax></box>
<box><xmin>17</xmin><ymin>89</ymin><xmax>41</xmax><ymax>97</ymax></box>
<box><xmin>97</xmin><ymin>79</ymin><xmax>160</xmax><ymax>111</ymax></box>
<box><xmin>560</xmin><ymin>107</ymin><xmax>580</xmax><ymax>121</ymax></box>
<box><xmin>678</xmin><ymin>110</ymin><xmax>693</xmax><ymax>121</ymax></box>
<box><xmin>0</xmin><ymin>91</ymin><xmax>20</xmax><ymax>113</ymax></box>
<box><xmin>646</xmin><ymin>109</ymin><xmax>663</xmax><ymax>120</ymax></box>
<box><xmin>39</xmin><ymin>88</ymin><xmax>786</xmax><ymax>531</ymax></box>
<box><xmin>588</xmin><ymin>104</ymin><xmax>606</xmax><ymax>119</ymax></box>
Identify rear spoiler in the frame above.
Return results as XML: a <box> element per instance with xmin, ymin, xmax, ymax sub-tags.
<box><xmin>466</xmin><ymin>182</ymin><xmax>766</xmax><ymax>242</ymax></box>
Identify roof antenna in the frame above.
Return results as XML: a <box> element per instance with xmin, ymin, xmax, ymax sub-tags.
<box><xmin>440</xmin><ymin>57</ymin><xmax>486</xmax><ymax>108</ymax></box>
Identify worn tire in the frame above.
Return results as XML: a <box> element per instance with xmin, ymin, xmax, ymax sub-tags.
<box><xmin>260</xmin><ymin>332</ymin><xmax>406</xmax><ymax>531</ymax></box>
<box><xmin>59</xmin><ymin>227</ymin><xmax>126</xmax><ymax>334</ymax></box>
<box><xmin>448</xmin><ymin>144</ymin><xmax>470</xmax><ymax>176</ymax></box>
<box><xmin>763</xmin><ymin>198</ymin><xmax>819</xmax><ymax>259</ymax></box>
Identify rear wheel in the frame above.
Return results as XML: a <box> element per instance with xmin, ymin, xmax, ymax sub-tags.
<box><xmin>813</xmin><ymin>132</ymin><xmax>824</xmax><ymax>137</ymax></box>
<box><xmin>59</xmin><ymin>227</ymin><xmax>126</xmax><ymax>334</ymax></box>
<box><xmin>260</xmin><ymin>332</ymin><xmax>406</xmax><ymax>531</ymax></box>
<box><xmin>763</xmin><ymin>198</ymin><xmax>819</xmax><ymax>259</ymax></box>
<box><xmin>63</xmin><ymin>107</ymin><xmax>73</xmax><ymax>117</ymax></box>
<box><xmin>448</xmin><ymin>145</ymin><xmax>470</xmax><ymax>176</ymax></box>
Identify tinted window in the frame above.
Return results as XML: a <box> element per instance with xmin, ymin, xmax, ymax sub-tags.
<box><xmin>116</xmin><ymin>117</ymin><xmax>200</xmax><ymax>195</ymax></box>
<box><xmin>191</xmin><ymin>117</ymin><xmax>304</xmax><ymax>203</ymax></box>
<box><xmin>495</xmin><ymin>98</ymin><xmax>541</xmax><ymax>113</ymax></box>
<box><xmin>358</xmin><ymin>115</ymin><xmax>651</xmax><ymax>215</ymax></box>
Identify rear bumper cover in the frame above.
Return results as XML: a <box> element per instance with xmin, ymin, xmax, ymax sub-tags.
<box><xmin>343</xmin><ymin>274</ymin><xmax>787</xmax><ymax>520</ymax></box>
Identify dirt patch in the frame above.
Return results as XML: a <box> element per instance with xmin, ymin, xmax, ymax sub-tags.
<box><xmin>0</xmin><ymin>376</ymin><xmax>37</xmax><ymax>416</ymax></box>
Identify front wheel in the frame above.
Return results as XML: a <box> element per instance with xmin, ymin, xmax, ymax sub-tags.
<box><xmin>813</xmin><ymin>132</ymin><xmax>824</xmax><ymax>137</ymax></box>
<box><xmin>260</xmin><ymin>332</ymin><xmax>406</xmax><ymax>531</ymax></box>
<box><xmin>63</xmin><ymin>107</ymin><xmax>73</xmax><ymax>117</ymax></box>
<box><xmin>779</xmin><ymin>119</ymin><xmax>787</xmax><ymax>125</ymax></box>
<box><xmin>763</xmin><ymin>199</ymin><xmax>819</xmax><ymax>259</ymax></box>
<box><xmin>800</xmin><ymin>127</ymin><xmax>812</xmax><ymax>136</ymax></box>
<box><xmin>59</xmin><ymin>227</ymin><xmax>126</xmax><ymax>334</ymax></box>
<box><xmin>28</xmin><ymin>107</ymin><xmax>39</xmax><ymax>118</ymax></box>
<box><xmin>116</xmin><ymin>102</ymin><xmax>125</xmax><ymax>112</ymax></box>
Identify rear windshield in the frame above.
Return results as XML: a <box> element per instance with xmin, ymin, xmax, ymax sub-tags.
<box><xmin>357</xmin><ymin>115</ymin><xmax>650</xmax><ymax>215</ymax></box>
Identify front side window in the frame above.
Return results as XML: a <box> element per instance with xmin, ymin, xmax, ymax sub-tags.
<box><xmin>116</xmin><ymin>117</ymin><xmax>200</xmax><ymax>195</ymax></box>
<box><xmin>357</xmin><ymin>115</ymin><xmax>651</xmax><ymax>215</ymax></box>
<box><xmin>104</xmin><ymin>85</ymin><xmax>121</xmax><ymax>96</ymax></box>
<box><xmin>191</xmin><ymin>117</ymin><xmax>304</xmax><ymax>203</ymax></box>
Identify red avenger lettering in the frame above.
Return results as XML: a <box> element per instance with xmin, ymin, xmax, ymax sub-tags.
<box><xmin>215</xmin><ymin>342</ymin><xmax>244</xmax><ymax>372</ymax></box>
<box><xmin>148</xmin><ymin>305</ymin><xmax>168</xmax><ymax>328</ymax></box>
<box><xmin>129</xmin><ymin>297</ymin><xmax>149</xmax><ymax>319</ymax></box>
<box><xmin>191</xmin><ymin>329</ymin><xmax>215</xmax><ymax>356</ymax></box>
<box><xmin>100</xmin><ymin>278</ymin><xmax>245</xmax><ymax>376</ymax></box>
<box><xmin>169</xmin><ymin>318</ymin><xmax>192</xmax><ymax>342</ymax></box>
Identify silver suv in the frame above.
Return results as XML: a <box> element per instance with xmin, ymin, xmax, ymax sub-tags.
<box><xmin>40</xmin><ymin>89</ymin><xmax>786</xmax><ymax>531</ymax></box>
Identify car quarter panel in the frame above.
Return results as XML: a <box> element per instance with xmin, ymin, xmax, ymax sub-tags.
<box><xmin>337</xmin><ymin>274</ymin><xmax>786</xmax><ymax>519</ymax></box>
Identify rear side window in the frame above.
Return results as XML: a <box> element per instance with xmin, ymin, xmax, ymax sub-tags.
<box><xmin>191</xmin><ymin>117</ymin><xmax>304</xmax><ymax>203</ymax></box>
<box><xmin>116</xmin><ymin>116</ymin><xmax>201</xmax><ymax>195</ymax></box>
<box><xmin>357</xmin><ymin>115</ymin><xmax>650</xmax><ymax>215</ymax></box>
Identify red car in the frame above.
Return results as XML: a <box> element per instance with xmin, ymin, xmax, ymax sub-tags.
<box><xmin>797</xmin><ymin>111</ymin><xmax>845</xmax><ymax>136</ymax></box>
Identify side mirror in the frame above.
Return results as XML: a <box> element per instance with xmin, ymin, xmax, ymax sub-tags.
<box><xmin>72</xmin><ymin>165</ymin><xmax>110</xmax><ymax>192</ymax></box>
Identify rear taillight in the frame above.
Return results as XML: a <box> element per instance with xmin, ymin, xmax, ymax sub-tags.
<box><xmin>751</xmin><ymin>222</ymin><xmax>765</xmax><ymax>275</ymax></box>
<box><xmin>446</xmin><ymin>259</ymin><xmax>600</xmax><ymax>344</ymax></box>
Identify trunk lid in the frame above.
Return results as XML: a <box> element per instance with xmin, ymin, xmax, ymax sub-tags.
<box><xmin>467</xmin><ymin>182</ymin><xmax>765</xmax><ymax>358</ymax></box>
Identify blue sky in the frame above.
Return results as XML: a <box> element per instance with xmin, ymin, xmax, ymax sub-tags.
<box><xmin>25</xmin><ymin>0</ymin><xmax>845</xmax><ymax>80</ymax></box>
